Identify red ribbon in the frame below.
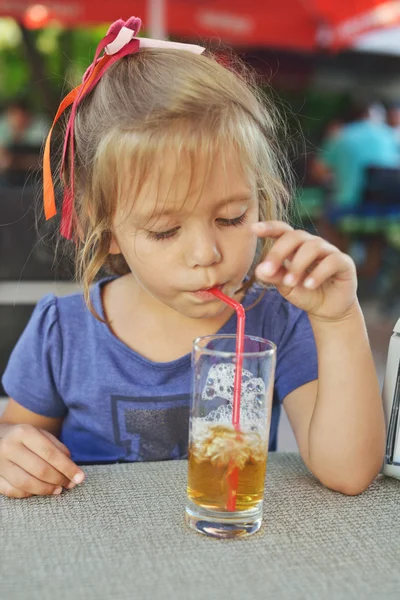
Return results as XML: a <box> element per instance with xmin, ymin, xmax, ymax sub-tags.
<box><xmin>43</xmin><ymin>17</ymin><xmax>141</xmax><ymax>239</ymax></box>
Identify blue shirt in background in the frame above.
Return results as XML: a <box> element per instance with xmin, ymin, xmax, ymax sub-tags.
<box><xmin>321</xmin><ymin>120</ymin><xmax>400</xmax><ymax>208</ymax></box>
<box><xmin>2</xmin><ymin>279</ymin><xmax>318</xmax><ymax>464</ymax></box>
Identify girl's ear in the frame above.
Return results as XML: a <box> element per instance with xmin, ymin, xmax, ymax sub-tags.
<box><xmin>109</xmin><ymin>235</ymin><xmax>121</xmax><ymax>255</ymax></box>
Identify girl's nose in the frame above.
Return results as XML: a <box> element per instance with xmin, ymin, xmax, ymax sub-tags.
<box><xmin>186</xmin><ymin>227</ymin><xmax>222</xmax><ymax>268</ymax></box>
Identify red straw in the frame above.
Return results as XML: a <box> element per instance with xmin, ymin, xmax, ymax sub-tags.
<box><xmin>209</xmin><ymin>288</ymin><xmax>245</xmax><ymax>511</ymax></box>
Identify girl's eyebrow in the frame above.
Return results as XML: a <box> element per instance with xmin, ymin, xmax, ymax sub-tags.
<box><xmin>136</xmin><ymin>192</ymin><xmax>253</xmax><ymax>222</ymax></box>
<box><xmin>216</xmin><ymin>193</ymin><xmax>254</xmax><ymax>207</ymax></box>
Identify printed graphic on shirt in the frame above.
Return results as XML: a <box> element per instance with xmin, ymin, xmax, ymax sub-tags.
<box><xmin>111</xmin><ymin>394</ymin><xmax>189</xmax><ymax>461</ymax></box>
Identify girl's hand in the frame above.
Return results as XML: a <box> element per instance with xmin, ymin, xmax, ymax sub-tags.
<box><xmin>0</xmin><ymin>424</ymin><xmax>85</xmax><ymax>498</ymax></box>
<box><xmin>252</xmin><ymin>221</ymin><xmax>357</xmax><ymax>321</ymax></box>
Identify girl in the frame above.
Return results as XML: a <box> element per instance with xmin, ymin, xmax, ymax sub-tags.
<box><xmin>0</xmin><ymin>17</ymin><xmax>385</xmax><ymax>498</ymax></box>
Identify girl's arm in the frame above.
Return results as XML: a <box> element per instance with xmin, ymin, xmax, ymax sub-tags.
<box><xmin>1</xmin><ymin>398</ymin><xmax>63</xmax><ymax>436</ymax></box>
<box><xmin>252</xmin><ymin>221</ymin><xmax>386</xmax><ymax>495</ymax></box>
<box><xmin>283</xmin><ymin>304</ymin><xmax>385</xmax><ymax>495</ymax></box>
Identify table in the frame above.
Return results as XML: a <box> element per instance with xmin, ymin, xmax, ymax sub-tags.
<box><xmin>1</xmin><ymin>453</ymin><xmax>400</xmax><ymax>600</ymax></box>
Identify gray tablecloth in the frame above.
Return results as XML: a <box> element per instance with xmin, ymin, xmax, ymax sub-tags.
<box><xmin>1</xmin><ymin>453</ymin><xmax>400</xmax><ymax>600</ymax></box>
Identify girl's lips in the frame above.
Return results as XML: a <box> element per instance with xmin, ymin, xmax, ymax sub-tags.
<box><xmin>190</xmin><ymin>285</ymin><xmax>223</xmax><ymax>300</ymax></box>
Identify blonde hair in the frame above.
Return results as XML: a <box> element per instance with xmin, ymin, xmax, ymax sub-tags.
<box><xmin>59</xmin><ymin>48</ymin><xmax>292</xmax><ymax>318</ymax></box>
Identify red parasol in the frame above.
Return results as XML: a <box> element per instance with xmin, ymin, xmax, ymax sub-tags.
<box><xmin>168</xmin><ymin>0</ymin><xmax>400</xmax><ymax>51</ymax></box>
<box><xmin>1</xmin><ymin>0</ymin><xmax>400</xmax><ymax>51</ymax></box>
<box><xmin>0</xmin><ymin>1</ymin><xmax>147</xmax><ymax>28</ymax></box>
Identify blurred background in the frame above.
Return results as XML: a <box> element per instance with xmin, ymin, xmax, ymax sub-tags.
<box><xmin>0</xmin><ymin>0</ymin><xmax>399</xmax><ymax>449</ymax></box>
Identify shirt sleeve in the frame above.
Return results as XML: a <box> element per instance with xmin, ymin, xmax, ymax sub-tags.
<box><xmin>270</xmin><ymin>298</ymin><xmax>318</xmax><ymax>403</ymax></box>
<box><xmin>2</xmin><ymin>295</ymin><xmax>67</xmax><ymax>418</ymax></box>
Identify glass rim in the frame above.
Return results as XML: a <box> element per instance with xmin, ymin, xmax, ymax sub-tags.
<box><xmin>193</xmin><ymin>334</ymin><xmax>276</xmax><ymax>358</ymax></box>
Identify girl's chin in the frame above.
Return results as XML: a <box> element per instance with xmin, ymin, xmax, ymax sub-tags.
<box><xmin>166</xmin><ymin>297</ymin><xmax>226</xmax><ymax>320</ymax></box>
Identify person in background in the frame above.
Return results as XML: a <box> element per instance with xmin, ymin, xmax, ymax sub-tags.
<box><xmin>386</xmin><ymin>102</ymin><xmax>400</xmax><ymax>150</ymax></box>
<box><xmin>0</xmin><ymin>99</ymin><xmax>49</xmax><ymax>185</ymax></box>
<box><xmin>313</xmin><ymin>101</ymin><xmax>400</xmax><ymax>279</ymax></box>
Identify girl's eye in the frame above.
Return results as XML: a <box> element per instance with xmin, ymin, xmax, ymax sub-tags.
<box><xmin>217</xmin><ymin>212</ymin><xmax>248</xmax><ymax>227</ymax></box>
<box><xmin>146</xmin><ymin>212</ymin><xmax>247</xmax><ymax>242</ymax></box>
<box><xmin>146</xmin><ymin>227</ymin><xmax>180</xmax><ymax>241</ymax></box>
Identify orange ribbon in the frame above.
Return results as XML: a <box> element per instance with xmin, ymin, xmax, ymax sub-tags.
<box><xmin>43</xmin><ymin>53</ymin><xmax>116</xmax><ymax>221</ymax></box>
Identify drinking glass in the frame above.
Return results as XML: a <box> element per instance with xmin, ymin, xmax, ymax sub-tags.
<box><xmin>186</xmin><ymin>334</ymin><xmax>276</xmax><ymax>538</ymax></box>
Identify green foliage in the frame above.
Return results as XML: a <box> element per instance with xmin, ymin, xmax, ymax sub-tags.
<box><xmin>0</xmin><ymin>18</ymin><xmax>109</xmax><ymax>108</ymax></box>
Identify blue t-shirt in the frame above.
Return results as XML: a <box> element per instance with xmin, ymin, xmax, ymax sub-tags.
<box><xmin>2</xmin><ymin>279</ymin><xmax>318</xmax><ymax>464</ymax></box>
<box><xmin>321</xmin><ymin>120</ymin><xmax>400</xmax><ymax>208</ymax></box>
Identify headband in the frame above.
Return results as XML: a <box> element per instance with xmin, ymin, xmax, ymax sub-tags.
<box><xmin>43</xmin><ymin>16</ymin><xmax>205</xmax><ymax>239</ymax></box>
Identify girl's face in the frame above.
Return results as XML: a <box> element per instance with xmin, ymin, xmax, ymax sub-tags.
<box><xmin>110</xmin><ymin>149</ymin><xmax>259</xmax><ymax>319</ymax></box>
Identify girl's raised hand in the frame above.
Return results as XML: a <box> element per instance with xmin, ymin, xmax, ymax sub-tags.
<box><xmin>252</xmin><ymin>221</ymin><xmax>357</xmax><ymax>321</ymax></box>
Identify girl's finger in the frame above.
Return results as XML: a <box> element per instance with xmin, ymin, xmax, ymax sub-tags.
<box><xmin>255</xmin><ymin>265</ymin><xmax>287</xmax><ymax>286</ymax></box>
<box><xmin>256</xmin><ymin>230</ymin><xmax>314</xmax><ymax>278</ymax></box>
<box><xmin>20</xmin><ymin>426</ymin><xmax>84</xmax><ymax>484</ymax></box>
<box><xmin>40</xmin><ymin>430</ymin><xmax>71</xmax><ymax>457</ymax></box>
<box><xmin>0</xmin><ymin>475</ymin><xmax>32</xmax><ymax>499</ymax></box>
<box><xmin>281</xmin><ymin>239</ymin><xmax>338</xmax><ymax>287</ymax></box>
<box><xmin>251</xmin><ymin>221</ymin><xmax>293</xmax><ymax>238</ymax></box>
<box><xmin>301</xmin><ymin>253</ymin><xmax>354</xmax><ymax>290</ymax></box>
<box><xmin>0</xmin><ymin>461</ymin><xmax>63</xmax><ymax>496</ymax></box>
<box><xmin>9</xmin><ymin>444</ymin><xmax>71</xmax><ymax>488</ymax></box>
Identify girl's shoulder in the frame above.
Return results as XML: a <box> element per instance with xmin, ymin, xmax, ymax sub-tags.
<box><xmin>33</xmin><ymin>278</ymin><xmax>108</xmax><ymax>339</ymax></box>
